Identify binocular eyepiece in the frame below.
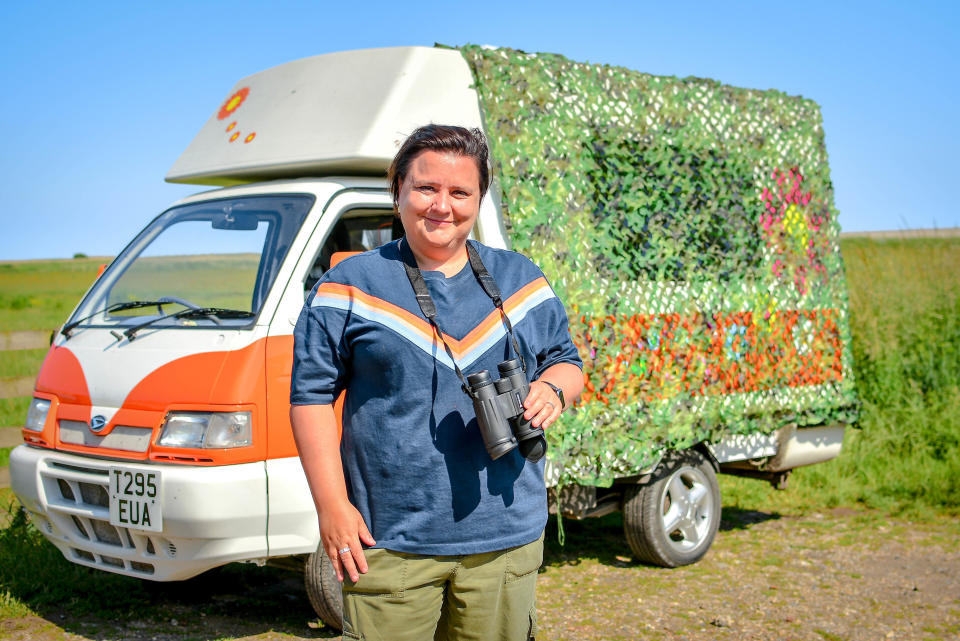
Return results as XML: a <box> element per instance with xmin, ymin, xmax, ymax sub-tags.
<box><xmin>466</xmin><ymin>358</ymin><xmax>547</xmax><ymax>463</ymax></box>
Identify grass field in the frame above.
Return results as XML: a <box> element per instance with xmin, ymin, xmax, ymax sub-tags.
<box><xmin>0</xmin><ymin>398</ymin><xmax>31</xmax><ymax>429</ymax></box>
<box><xmin>0</xmin><ymin>257</ymin><xmax>96</xmax><ymax>428</ymax></box>
<box><xmin>107</xmin><ymin>253</ymin><xmax>260</xmax><ymax>313</ymax></box>
<box><xmin>0</xmin><ymin>256</ymin><xmax>107</xmax><ymax>332</ymax></box>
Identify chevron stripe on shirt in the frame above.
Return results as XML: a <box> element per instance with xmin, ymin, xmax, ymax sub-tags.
<box><xmin>310</xmin><ymin>276</ymin><xmax>556</xmax><ymax>370</ymax></box>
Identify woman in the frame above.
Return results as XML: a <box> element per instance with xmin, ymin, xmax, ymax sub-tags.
<box><xmin>291</xmin><ymin>125</ymin><xmax>583</xmax><ymax>641</ymax></box>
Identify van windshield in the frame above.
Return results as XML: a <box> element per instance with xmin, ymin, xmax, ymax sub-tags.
<box><xmin>67</xmin><ymin>194</ymin><xmax>313</xmax><ymax>332</ymax></box>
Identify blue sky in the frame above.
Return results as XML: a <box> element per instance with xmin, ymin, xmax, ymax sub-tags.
<box><xmin>1</xmin><ymin>0</ymin><xmax>957</xmax><ymax>260</ymax></box>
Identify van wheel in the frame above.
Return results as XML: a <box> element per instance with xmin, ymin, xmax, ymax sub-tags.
<box><xmin>622</xmin><ymin>450</ymin><xmax>721</xmax><ymax>567</ymax></box>
<box><xmin>304</xmin><ymin>546</ymin><xmax>343</xmax><ymax>630</ymax></box>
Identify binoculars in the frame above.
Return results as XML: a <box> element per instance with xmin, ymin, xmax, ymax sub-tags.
<box><xmin>466</xmin><ymin>358</ymin><xmax>547</xmax><ymax>462</ymax></box>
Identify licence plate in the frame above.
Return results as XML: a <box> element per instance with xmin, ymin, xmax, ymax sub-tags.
<box><xmin>108</xmin><ymin>467</ymin><xmax>162</xmax><ymax>532</ymax></box>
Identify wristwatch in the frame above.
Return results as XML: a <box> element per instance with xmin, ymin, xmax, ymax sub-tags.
<box><xmin>541</xmin><ymin>380</ymin><xmax>565</xmax><ymax>410</ymax></box>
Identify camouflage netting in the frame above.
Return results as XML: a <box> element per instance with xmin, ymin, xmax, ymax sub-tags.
<box><xmin>457</xmin><ymin>45</ymin><xmax>859</xmax><ymax>488</ymax></box>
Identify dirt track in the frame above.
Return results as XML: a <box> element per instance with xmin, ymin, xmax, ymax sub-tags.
<box><xmin>1</xmin><ymin>508</ymin><xmax>958</xmax><ymax>641</ymax></box>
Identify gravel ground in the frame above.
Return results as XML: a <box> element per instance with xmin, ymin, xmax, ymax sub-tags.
<box><xmin>537</xmin><ymin>507</ymin><xmax>960</xmax><ymax>641</ymax></box>
<box><xmin>1</xmin><ymin>507</ymin><xmax>957</xmax><ymax>641</ymax></box>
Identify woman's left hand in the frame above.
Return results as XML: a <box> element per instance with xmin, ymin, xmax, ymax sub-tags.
<box><xmin>523</xmin><ymin>380</ymin><xmax>563</xmax><ymax>429</ymax></box>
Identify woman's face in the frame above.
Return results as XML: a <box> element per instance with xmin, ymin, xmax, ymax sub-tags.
<box><xmin>397</xmin><ymin>150</ymin><xmax>481</xmax><ymax>260</ymax></box>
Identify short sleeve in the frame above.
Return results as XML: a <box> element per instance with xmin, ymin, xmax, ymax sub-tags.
<box><xmin>532</xmin><ymin>282</ymin><xmax>583</xmax><ymax>380</ymax></box>
<box><xmin>290</xmin><ymin>288</ymin><xmax>351</xmax><ymax>406</ymax></box>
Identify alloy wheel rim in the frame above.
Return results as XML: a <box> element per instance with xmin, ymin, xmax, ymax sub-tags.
<box><xmin>658</xmin><ymin>465</ymin><xmax>714</xmax><ymax>554</ymax></box>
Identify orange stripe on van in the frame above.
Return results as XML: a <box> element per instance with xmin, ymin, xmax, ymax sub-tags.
<box><xmin>35</xmin><ymin>345</ymin><xmax>91</xmax><ymax>406</ymax></box>
<box><xmin>34</xmin><ymin>336</ymin><xmax>337</xmax><ymax>464</ymax></box>
<box><xmin>265</xmin><ymin>334</ymin><xmax>344</xmax><ymax>460</ymax></box>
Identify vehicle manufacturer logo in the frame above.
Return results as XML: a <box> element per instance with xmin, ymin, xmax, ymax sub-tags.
<box><xmin>90</xmin><ymin>415</ymin><xmax>107</xmax><ymax>432</ymax></box>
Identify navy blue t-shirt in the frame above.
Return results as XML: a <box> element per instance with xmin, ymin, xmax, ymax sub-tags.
<box><xmin>291</xmin><ymin>240</ymin><xmax>582</xmax><ymax>555</ymax></box>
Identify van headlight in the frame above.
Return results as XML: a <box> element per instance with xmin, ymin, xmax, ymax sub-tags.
<box><xmin>25</xmin><ymin>398</ymin><xmax>51</xmax><ymax>431</ymax></box>
<box><xmin>158</xmin><ymin>411</ymin><xmax>252</xmax><ymax>448</ymax></box>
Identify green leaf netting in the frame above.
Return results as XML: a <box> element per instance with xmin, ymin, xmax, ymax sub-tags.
<box><xmin>457</xmin><ymin>45</ymin><xmax>858</xmax><ymax>487</ymax></box>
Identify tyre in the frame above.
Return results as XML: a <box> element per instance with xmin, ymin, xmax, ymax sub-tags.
<box><xmin>622</xmin><ymin>449</ymin><xmax>721</xmax><ymax>567</ymax></box>
<box><xmin>304</xmin><ymin>545</ymin><xmax>343</xmax><ymax>630</ymax></box>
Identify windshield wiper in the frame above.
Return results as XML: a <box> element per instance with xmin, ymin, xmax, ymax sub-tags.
<box><xmin>61</xmin><ymin>300</ymin><xmax>175</xmax><ymax>339</ymax></box>
<box><xmin>123</xmin><ymin>307</ymin><xmax>255</xmax><ymax>341</ymax></box>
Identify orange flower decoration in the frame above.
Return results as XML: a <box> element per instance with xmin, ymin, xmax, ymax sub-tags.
<box><xmin>229</xmin><ymin>132</ymin><xmax>240</xmax><ymax>142</ymax></box>
<box><xmin>244</xmin><ymin>132</ymin><xmax>256</xmax><ymax>143</ymax></box>
<box><xmin>218</xmin><ymin>87</ymin><xmax>249</xmax><ymax>120</ymax></box>
<box><xmin>226</xmin><ymin>121</ymin><xmax>237</xmax><ymax>132</ymax></box>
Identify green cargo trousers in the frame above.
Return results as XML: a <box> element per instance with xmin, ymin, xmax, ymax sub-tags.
<box><xmin>341</xmin><ymin>535</ymin><xmax>543</xmax><ymax>641</ymax></box>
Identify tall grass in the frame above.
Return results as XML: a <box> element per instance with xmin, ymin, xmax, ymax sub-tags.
<box><xmin>724</xmin><ymin>237</ymin><xmax>960</xmax><ymax>515</ymax></box>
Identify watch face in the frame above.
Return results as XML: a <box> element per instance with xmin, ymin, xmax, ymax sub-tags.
<box><xmin>546</xmin><ymin>382</ymin><xmax>564</xmax><ymax>408</ymax></box>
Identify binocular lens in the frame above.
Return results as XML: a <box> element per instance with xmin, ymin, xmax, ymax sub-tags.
<box><xmin>467</xmin><ymin>371</ymin><xmax>494</xmax><ymax>387</ymax></box>
<box><xmin>497</xmin><ymin>358</ymin><xmax>524</xmax><ymax>377</ymax></box>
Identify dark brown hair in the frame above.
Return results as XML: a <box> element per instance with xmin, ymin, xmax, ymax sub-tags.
<box><xmin>387</xmin><ymin>124</ymin><xmax>490</xmax><ymax>211</ymax></box>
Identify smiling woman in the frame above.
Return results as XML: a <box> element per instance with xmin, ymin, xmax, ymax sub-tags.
<box><xmin>290</xmin><ymin>124</ymin><xmax>584</xmax><ymax>640</ymax></box>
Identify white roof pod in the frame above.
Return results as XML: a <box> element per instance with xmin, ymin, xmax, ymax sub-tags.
<box><xmin>166</xmin><ymin>47</ymin><xmax>485</xmax><ymax>186</ymax></box>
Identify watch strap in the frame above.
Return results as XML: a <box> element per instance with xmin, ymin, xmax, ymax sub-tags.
<box><xmin>541</xmin><ymin>380</ymin><xmax>565</xmax><ymax>410</ymax></box>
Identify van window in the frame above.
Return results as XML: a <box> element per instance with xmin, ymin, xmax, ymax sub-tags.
<box><xmin>305</xmin><ymin>210</ymin><xmax>402</xmax><ymax>293</ymax></box>
<box><xmin>68</xmin><ymin>195</ymin><xmax>314</xmax><ymax>331</ymax></box>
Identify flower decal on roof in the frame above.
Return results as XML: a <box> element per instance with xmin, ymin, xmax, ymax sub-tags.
<box><xmin>218</xmin><ymin>87</ymin><xmax>249</xmax><ymax>120</ymax></box>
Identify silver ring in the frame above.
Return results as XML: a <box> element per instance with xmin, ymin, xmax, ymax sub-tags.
<box><xmin>338</xmin><ymin>546</ymin><xmax>351</xmax><ymax>556</ymax></box>
<box><xmin>545</xmin><ymin>402</ymin><xmax>555</xmax><ymax>409</ymax></box>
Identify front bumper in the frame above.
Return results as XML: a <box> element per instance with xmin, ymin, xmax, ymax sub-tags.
<box><xmin>10</xmin><ymin>445</ymin><xmax>268</xmax><ymax>581</ymax></box>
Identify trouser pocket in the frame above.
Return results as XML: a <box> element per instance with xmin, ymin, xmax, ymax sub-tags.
<box><xmin>342</xmin><ymin>548</ymin><xmax>408</xmax><ymax>600</ymax></box>
<box><xmin>504</xmin><ymin>535</ymin><xmax>544</xmax><ymax>584</ymax></box>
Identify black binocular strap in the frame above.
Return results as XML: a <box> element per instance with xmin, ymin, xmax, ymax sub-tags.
<box><xmin>399</xmin><ymin>261</ymin><xmax>471</xmax><ymax>394</ymax></box>
<box><xmin>398</xmin><ymin>239</ymin><xmax>527</xmax><ymax>395</ymax></box>
<box><xmin>464</xmin><ymin>243</ymin><xmax>527</xmax><ymax>372</ymax></box>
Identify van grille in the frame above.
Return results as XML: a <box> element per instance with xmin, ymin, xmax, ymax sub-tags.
<box><xmin>59</xmin><ymin>420</ymin><xmax>152</xmax><ymax>453</ymax></box>
<box><xmin>40</xmin><ymin>460</ymin><xmax>167</xmax><ymax>577</ymax></box>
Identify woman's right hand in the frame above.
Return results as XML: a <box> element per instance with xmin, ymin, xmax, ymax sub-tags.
<box><xmin>290</xmin><ymin>403</ymin><xmax>377</xmax><ymax>584</ymax></box>
<box><xmin>319</xmin><ymin>500</ymin><xmax>376</xmax><ymax>583</ymax></box>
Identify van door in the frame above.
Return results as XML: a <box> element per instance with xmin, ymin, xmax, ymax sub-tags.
<box><xmin>262</xmin><ymin>187</ymin><xmax>397</xmax><ymax>556</ymax></box>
